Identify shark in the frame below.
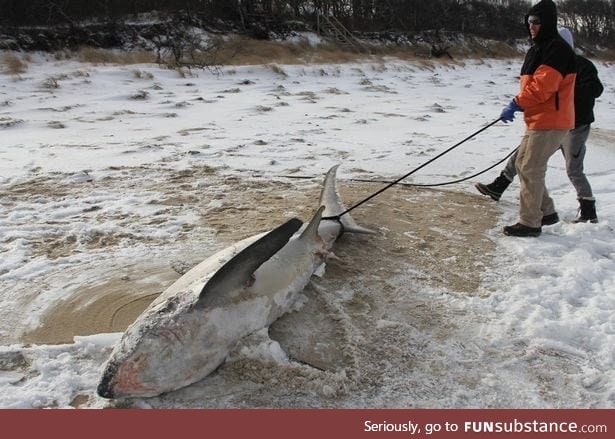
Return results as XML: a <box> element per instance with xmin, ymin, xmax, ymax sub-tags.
<box><xmin>97</xmin><ymin>165</ymin><xmax>374</xmax><ymax>398</ymax></box>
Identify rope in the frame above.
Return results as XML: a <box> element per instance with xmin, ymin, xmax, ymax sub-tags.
<box><xmin>322</xmin><ymin>118</ymin><xmax>501</xmax><ymax>221</ymax></box>
<box><xmin>349</xmin><ymin>146</ymin><xmax>518</xmax><ymax>188</ymax></box>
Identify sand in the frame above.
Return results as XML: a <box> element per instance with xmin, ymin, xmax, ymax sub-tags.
<box><xmin>14</xmin><ymin>169</ymin><xmax>497</xmax><ymax>347</ymax></box>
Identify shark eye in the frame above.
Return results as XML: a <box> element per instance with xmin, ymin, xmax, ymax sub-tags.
<box><xmin>156</xmin><ymin>296</ymin><xmax>179</xmax><ymax>315</ymax></box>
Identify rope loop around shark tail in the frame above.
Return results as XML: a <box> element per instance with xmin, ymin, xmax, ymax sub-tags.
<box><xmin>320</xmin><ymin>214</ymin><xmax>346</xmax><ymax>238</ymax></box>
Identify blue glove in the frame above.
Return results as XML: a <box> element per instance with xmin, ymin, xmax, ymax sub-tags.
<box><xmin>500</xmin><ymin>99</ymin><xmax>522</xmax><ymax>123</ymax></box>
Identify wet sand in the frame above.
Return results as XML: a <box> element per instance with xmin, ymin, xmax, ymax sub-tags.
<box><xmin>18</xmin><ymin>173</ymin><xmax>498</xmax><ymax>346</ymax></box>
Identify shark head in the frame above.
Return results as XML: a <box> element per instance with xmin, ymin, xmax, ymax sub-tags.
<box><xmin>97</xmin><ymin>304</ymin><xmax>225</xmax><ymax>398</ymax></box>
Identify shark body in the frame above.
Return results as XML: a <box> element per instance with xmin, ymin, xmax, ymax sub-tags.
<box><xmin>97</xmin><ymin>165</ymin><xmax>373</xmax><ymax>398</ymax></box>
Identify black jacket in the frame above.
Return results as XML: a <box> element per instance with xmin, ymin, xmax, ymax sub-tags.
<box><xmin>575</xmin><ymin>55</ymin><xmax>604</xmax><ymax>127</ymax></box>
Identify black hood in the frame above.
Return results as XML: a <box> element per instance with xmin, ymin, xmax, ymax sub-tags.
<box><xmin>525</xmin><ymin>0</ymin><xmax>558</xmax><ymax>43</ymax></box>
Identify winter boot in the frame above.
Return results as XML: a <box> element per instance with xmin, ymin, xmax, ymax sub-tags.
<box><xmin>541</xmin><ymin>212</ymin><xmax>560</xmax><ymax>226</ymax></box>
<box><xmin>503</xmin><ymin>222</ymin><xmax>541</xmax><ymax>237</ymax></box>
<box><xmin>573</xmin><ymin>198</ymin><xmax>598</xmax><ymax>223</ymax></box>
<box><xmin>475</xmin><ymin>172</ymin><xmax>512</xmax><ymax>201</ymax></box>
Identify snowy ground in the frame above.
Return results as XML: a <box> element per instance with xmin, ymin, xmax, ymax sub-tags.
<box><xmin>1</xmin><ymin>53</ymin><xmax>614</xmax><ymax>408</ymax></box>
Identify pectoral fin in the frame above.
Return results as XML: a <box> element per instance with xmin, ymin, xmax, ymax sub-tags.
<box><xmin>197</xmin><ymin>218</ymin><xmax>303</xmax><ymax>307</ymax></box>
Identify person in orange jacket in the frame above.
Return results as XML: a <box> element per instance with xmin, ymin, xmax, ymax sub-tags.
<box><xmin>495</xmin><ymin>0</ymin><xmax>576</xmax><ymax>237</ymax></box>
<box><xmin>476</xmin><ymin>27</ymin><xmax>603</xmax><ymax>224</ymax></box>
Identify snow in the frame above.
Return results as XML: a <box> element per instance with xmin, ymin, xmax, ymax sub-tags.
<box><xmin>1</xmin><ymin>51</ymin><xmax>614</xmax><ymax>408</ymax></box>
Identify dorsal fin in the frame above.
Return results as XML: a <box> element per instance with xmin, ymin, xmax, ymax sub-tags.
<box><xmin>318</xmin><ymin>165</ymin><xmax>340</xmax><ymax>217</ymax></box>
<box><xmin>197</xmin><ymin>218</ymin><xmax>303</xmax><ymax>307</ymax></box>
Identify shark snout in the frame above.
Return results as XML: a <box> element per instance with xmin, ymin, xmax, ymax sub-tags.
<box><xmin>96</xmin><ymin>362</ymin><xmax>119</xmax><ymax>399</ymax></box>
<box><xmin>97</xmin><ymin>376</ymin><xmax>115</xmax><ymax>399</ymax></box>
<box><xmin>97</xmin><ymin>380</ymin><xmax>115</xmax><ymax>399</ymax></box>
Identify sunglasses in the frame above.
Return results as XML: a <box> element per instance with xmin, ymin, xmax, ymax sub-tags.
<box><xmin>528</xmin><ymin>17</ymin><xmax>541</xmax><ymax>25</ymax></box>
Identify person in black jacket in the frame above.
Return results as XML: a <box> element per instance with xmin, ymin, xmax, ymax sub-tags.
<box><xmin>475</xmin><ymin>27</ymin><xmax>604</xmax><ymax>223</ymax></box>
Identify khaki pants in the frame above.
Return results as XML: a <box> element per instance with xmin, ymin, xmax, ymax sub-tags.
<box><xmin>514</xmin><ymin>129</ymin><xmax>569</xmax><ymax>228</ymax></box>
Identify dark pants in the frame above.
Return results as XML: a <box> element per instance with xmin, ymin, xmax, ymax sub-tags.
<box><xmin>502</xmin><ymin>124</ymin><xmax>595</xmax><ymax>200</ymax></box>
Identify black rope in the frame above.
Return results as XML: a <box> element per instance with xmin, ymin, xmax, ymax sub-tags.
<box><xmin>322</xmin><ymin>118</ymin><xmax>501</xmax><ymax>221</ymax></box>
<box><xmin>349</xmin><ymin>146</ymin><xmax>518</xmax><ymax>188</ymax></box>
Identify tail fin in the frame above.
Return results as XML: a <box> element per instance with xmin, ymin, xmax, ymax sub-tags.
<box><xmin>320</xmin><ymin>165</ymin><xmax>376</xmax><ymax>235</ymax></box>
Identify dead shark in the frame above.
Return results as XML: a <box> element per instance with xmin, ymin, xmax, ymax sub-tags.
<box><xmin>97</xmin><ymin>165</ymin><xmax>374</xmax><ymax>398</ymax></box>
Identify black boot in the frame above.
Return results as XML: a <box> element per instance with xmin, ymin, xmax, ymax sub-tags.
<box><xmin>475</xmin><ymin>172</ymin><xmax>512</xmax><ymax>201</ymax></box>
<box><xmin>503</xmin><ymin>222</ymin><xmax>541</xmax><ymax>237</ymax></box>
<box><xmin>574</xmin><ymin>199</ymin><xmax>598</xmax><ymax>223</ymax></box>
<box><xmin>541</xmin><ymin>212</ymin><xmax>560</xmax><ymax>226</ymax></box>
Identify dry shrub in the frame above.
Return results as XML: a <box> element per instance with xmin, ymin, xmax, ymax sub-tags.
<box><xmin>42</xmin><ymin>77</ymin><xmax>60</xmax><ymax>89</ymax></box>
<box><xmin>593</xmin><ymin>47</ymin><xmax>615</xmax><ymax>61</ymax></box>
<box><xmin>9</xmin><ymin>36</ymin><xmax>535</xmax><ymax>73</ymax></box>
<box><xmin>2</xmin><ymin>53</ymin><xmax>28</xmax><ymax>75</ymax></box>
<box><xmin>75</xmin><ymin>48</ymin><xmax>156</xmax><ymax>64</ymax></box>
<box><xmin>211</xmin><ymin>36</ymin><xmax>367</xmax><ymax>66</ymax></box>
<box><xmin>304</xmin><ymin>42</ymin><xmax>370</xmax><ymax>64</ymax></box>
<box><xmin>53</xmin><ymin>50</ymin><xmax>72</xmax><ymax>60</ymax></box>
<box><xmin>459</xmin><ymin>40</ymin><xmax>523</xmax><ymax>59</ymax></box>
<box><xmin>208</xmin><ymin>37</ymin><xmax>287</xmax><ymax>65</ymax></box>
<box><xmin>132</xmin><ymin>69</ymin><xmax>154</xmax><ymax>79</ymax></box>
<box><xmin>175</xmin><ymin>66</ymin><xmax>197</xmax><ymax>78</ymax></box>
<box><xmin>72</xmin><ymin>69</ymin><xmax>90</xmax><ymax>78</ymax></box>
<box><xmin>266</xmin><ymin>64</ymin><xmax>288</xmax><ymax>77</ymax></box>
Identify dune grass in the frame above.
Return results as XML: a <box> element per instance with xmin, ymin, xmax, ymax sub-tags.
<box><xmin>2</xmin><ymin>53</ymin><xmax>29</xmax><ymax>75</ymax></box>
<box><xmin>2</xmin><ymin>36</ymin><xmax>529</xmax><ymax>75</ymax></box>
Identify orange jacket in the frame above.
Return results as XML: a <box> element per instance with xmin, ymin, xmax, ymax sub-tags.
<box><xmin>516</xmin><ymin>64</ymin><xmax>576</xmax><ymax>130</ymax></box>
<box><xmin>516</xmin><ymin>0</ymin><xmax>576</xmax><ymax>130</ymax></box>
